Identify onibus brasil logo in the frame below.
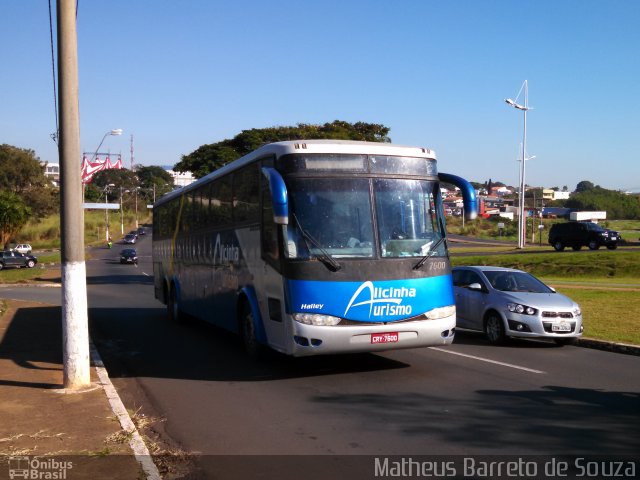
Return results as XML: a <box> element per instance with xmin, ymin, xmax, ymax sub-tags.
<box><xmin>7</xmin><ymin>456</ymin><xmax>72</xmax><ymax>479</ymax></box>
<box><xmin>344</xmin><ymin>281</ymin><xmax>416</xmax><ymax>319</ymax></box>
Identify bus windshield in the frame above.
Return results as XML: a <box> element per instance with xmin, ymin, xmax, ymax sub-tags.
<box><xmin>285</xmin><ymin>177</ymin><xmax>445</xmax><ymax>259</ymax></box>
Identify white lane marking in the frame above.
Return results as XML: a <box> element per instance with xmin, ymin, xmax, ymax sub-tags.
<box><xmin>429</xmin><ymin>347</ymin><xmax>545</xmax><ymax>374</ymax></box>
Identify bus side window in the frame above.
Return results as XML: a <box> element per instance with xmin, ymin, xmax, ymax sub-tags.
<box><xmin>261</xmin><ymin>177</ymin><xmax>280</xmax><ymax>270</ymax></box>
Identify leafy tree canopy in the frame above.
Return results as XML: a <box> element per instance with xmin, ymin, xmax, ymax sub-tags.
<box><xmin>0</xmin><ymin>191</ymin><xmax>31</xmax><ymax>249</ymax></box>
<box><xmin>0</xmin><ymin>144</ymin><xmax>48</xmax><ymax>192</ymax></box>
<box><xmin>566</xmin><ymin>184</ymin><xmax>640</xmax><ymax>219</ymax></box>
<box><xmin>135</xmin><ymin>165</ymin><xmax>174</xmax><ymax>202</ymax></box>
<box><xmin>575</xmin><ymin>180</ymin><xmax>595</xmax><ymax>193</ymax></box>
<box><xmin>175</xmin><ymin>120</ymin><xmax>392</xmax><ymax>179</ymax></box>
<box><xmin>0</xmin><ymin>144</ymin><xmax>57</xmax><ymax>218</ymax></box>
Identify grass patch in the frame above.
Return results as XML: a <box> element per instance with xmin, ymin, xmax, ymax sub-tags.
<box><xmin>553</xmin><ymin>287</ymin><xmax>640</xmax><ymax>345</ymax></box>
<box><xmin>451</xmin><ymin>250</ymin><xmax>640</xmax><ymax>278</ymax></box>
<box><xmin>0</xmin><ymin>267</ymin><xmax>54</xmax><ymax>284</ymax></box>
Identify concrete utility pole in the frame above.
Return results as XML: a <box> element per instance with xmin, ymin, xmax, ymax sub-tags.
<box><xmin>58</xmin><ymin>0</ymin><xmax>90</xmax><ymax>389</ymax></box>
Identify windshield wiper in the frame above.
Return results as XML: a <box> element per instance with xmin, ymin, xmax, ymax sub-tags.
<box><xmin>413</xmin><ymin>236</ymin><xmax>446</xmax><ymax>270</ymax></box>
<box><xmin>292</xmin><ymin>213</ymin><xmax>342</xmax><ymax>272</ymax></box>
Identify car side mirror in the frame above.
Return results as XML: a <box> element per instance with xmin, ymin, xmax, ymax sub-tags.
<box><xmin>468</xmin><ymin>282</ymin><xmax>483</xmax><ymax>291</ymax></box>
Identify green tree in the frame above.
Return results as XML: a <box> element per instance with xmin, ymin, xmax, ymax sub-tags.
<box><xmin>575</xmin><ymin>180</ymin><xmax>595</xmax><ymax>193</ymax></box>
<box><xmin>135</xmin><ymin>165</ymin><xmax>175</xmax><ymax>202</ymax></box>
<box><xmin>0</xmin><ymin>144</ymin><xmax>58</xmax><ymax>218</ymax></box>
<box><xmin>0</xmin><ymin>191</ymin><xmax>31</xmax><ymax>249</ymax></box>
<box><xmin>175</xmin><ymin>120</ymin><xmax>391</xmax><ymax>179</ymax></box>
<box><xmin>566</xmin><ymin>186</ymin><xmax>640</xmax><ymax>219</ymax></box>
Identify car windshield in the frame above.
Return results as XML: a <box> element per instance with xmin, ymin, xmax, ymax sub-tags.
<box><xmin>585</xmin><ymin>222</ymin><xmax>604</xmax><ymax>232</ymax></box>
<box><xmin>121</xmin><ymin>249</ymin><xmax>136</xmax><ymax>255</ymax></box>
<box><xmin>483</xmin><ymin>271</ymin><xmax>554</xmax><ymax>293</ymax></box>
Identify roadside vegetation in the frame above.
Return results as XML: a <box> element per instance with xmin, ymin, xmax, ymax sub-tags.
<box><xmin>446</xmin><ymin>216</ymin><xmax>640</xmax><ymax>245</ymax></box>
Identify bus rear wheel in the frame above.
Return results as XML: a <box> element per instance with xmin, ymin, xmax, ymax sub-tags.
<box><xmin>167</xmin><ymin>285</ymin><xmax>184</xmax><ymax>323</ymax></box>
<box><xmin>240</xmin><ymin>303</ymin><xmax>262</xmax><ymax>358</ymax></box>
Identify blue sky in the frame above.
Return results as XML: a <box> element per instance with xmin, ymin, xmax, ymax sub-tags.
<box><xmin>2</xmin><ymin>0</ymin><xmax>639</xmax><ymax>191</ymax></box>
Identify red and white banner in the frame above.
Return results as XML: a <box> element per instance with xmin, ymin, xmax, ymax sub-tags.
<box><xmin>81</xmin><ymin>154</ymin><xmax>123</xmax><ymax>184</ymax></box>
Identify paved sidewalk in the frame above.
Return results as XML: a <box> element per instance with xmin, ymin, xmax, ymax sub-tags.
<box><xmin>0</xmin><ymin>299</ymin><xmax>145</xmax><ymax>479</ymax></box>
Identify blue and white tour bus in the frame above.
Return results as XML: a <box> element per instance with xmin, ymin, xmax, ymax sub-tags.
<box><xmin>152</xmin><ymin>140</ymin><xmax>477</xmax><ymax>356</ymax></box>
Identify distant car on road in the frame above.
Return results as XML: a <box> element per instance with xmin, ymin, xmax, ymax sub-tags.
<box><xmin>0</xmin><ymin>251</ymin><xmax>38</xmax><ymax>270</ymax></box>
<box><xmin>13</xmin><ymin>243</ymin><xmax>32</xmax><ymax>255</ymax></box>
<box><xmin>123</xmin><ymin>234</ymin><xmax>137</xmax><ymax>244</ymax></box>
<box><xmin>548</xmin><ymin>221</ymin><xmax>620</xmax><ymax>251</ymax></box>
<box><xmin>119</xmin><ymin>248</ymin><xmax>138</xmax><ymax>264</ymax></box>
<box><xmin>452</xmin><ymin>266</ymin><xmax>583</xmax><ymax>345</ymax></box>
<box><xmin>136</xmin><ymin>227</ymin><xmax>146</xmax><ymax>236</ymax></box>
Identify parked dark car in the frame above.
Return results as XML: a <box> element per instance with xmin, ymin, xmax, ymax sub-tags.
<box><xmin>136</xmin><ymin>227</ymin><xmax>146</xmax><ymax>235</ymax></box>
<box><xmin>0</xmin><ymin>251</ymin><xmax>38</xmax><ymax>270</ymax></box>
<box><xmin>119</xmin><ymin>248</ymin><xmax>138</xmax><ymax>264</ymax></box>
<box><xmin>548</xmin><ymin>221</ymin><xmax>620</xmax><ymax>251</ymax></box>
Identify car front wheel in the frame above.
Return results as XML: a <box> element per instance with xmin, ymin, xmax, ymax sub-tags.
<box><xmin>26</xmin><ymin>260</ymin><xmax>35</xmax><ymax>268</ymax></box>
<box><xmin>553</xmin><ymin>241</ymin><xmax>565</xmax><ymax>252</ymax></box>
<box><xmin>484</xmin><ymin>312</ymin><xmax>506</xmax><ymax>345</ymax></box>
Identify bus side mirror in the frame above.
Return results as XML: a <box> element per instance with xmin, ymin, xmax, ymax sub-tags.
<box><xmin>438</xmin><ymin>172</ymin><xmax>478</xmax><ymax>221</ymax></box>
<box><xmin>261</xmin><ymin>167</ymin><xmax>289</xmax><ymax>225</ymax></box>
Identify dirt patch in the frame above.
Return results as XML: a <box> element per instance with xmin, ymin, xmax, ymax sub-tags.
<box><xmin>0</xmin><ymin>300</ymin><xmax>142</xmax><ymax>477</ymax></box>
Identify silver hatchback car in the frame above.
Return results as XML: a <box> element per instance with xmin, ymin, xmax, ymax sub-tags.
<box><xmin>452</xmin><ymin>266</ymin><xmax>583</xmax><ymax>345</ymax></box>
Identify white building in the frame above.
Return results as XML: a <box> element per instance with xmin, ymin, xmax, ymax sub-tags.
<box><xmin>166</xmin><ymin>169</ymin><xmax>195</xmax><ymax>188</ymax></box>
<box><xmin>42</xmin><ymin>162</ymin><xmax>60</xmax><ymax>186</ymax></box>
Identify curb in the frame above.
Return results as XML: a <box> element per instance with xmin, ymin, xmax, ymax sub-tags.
<box><xmin>90</xmin><ymin>340</ymin><xmax>162</xmax><ymax>480</ymax></box>
<box><xmin>575</xmin><ymin>337</ymin><xmax>640</xmax><ymax>356</ymax></box>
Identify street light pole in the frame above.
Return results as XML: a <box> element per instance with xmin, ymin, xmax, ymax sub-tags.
<box><xmin>120</xmin><ymin>186</ymin><xmax>124</xmax><ymax>235</ymax></box>
<box><xmin>505</xmin><ymin>80</ymin><xmax>530</xmax><ymax>249</ymax></box>
<box><xmin>104</xmin><ymin>183</ymin><xmax>115</xmax><ymax>243</ymax></box>
<box><xmin>92</xmin><ymin>128</ymin><xmax>123</xmax><ymax>161</ymax></box>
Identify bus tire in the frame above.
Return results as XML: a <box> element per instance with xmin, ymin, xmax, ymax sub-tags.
<box><xmin>484</xmin><ymin>312</ymin><xmax>506</xmax><ymax>345</ymax></box>
<box><xmin>167</xmin><ymin>284</ymin><xmax>184</xmax><ymax>323</ymax></box>
<box><xmin>240</xmin><ymin>301</ymin><xmax>262</xmax><ymax>358</ymax></box>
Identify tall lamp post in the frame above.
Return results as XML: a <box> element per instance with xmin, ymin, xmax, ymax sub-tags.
<box><xmin>104</xmin><ymin>183</ymin><xmax>115</xmax><ymax>242</ymax></box>
<box><xmin>92</xmin><ymin>128</ymin><xmax>123</xmax><ymax>161</ymax></box>
<box><xmin>505</xmin><ymin>80</ymin><xmax>530</xmax><ymax>249</ymax></box>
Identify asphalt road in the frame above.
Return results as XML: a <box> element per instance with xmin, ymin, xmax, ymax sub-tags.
<box><xmin>2</xmin><ymin>236</ymin><xmax>639</xmax><ymax>477</ymax></box>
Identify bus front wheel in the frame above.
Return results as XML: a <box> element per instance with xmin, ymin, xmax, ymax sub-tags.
<box><xmin>240</xmin><ymin>302</ymin><xmax>262</xmax><ymax>358</ymax></box>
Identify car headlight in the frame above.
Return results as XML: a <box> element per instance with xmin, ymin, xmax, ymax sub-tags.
<box><xmin>507</xmin><ymin>303</ymin><xmax>537</xmax><ymax>315</ymax></box>
<box><xmin>573</xmin><ymin>305</ymin><xmax>582</xmax><ymax>316</ymax></box>
<box><xmin>293</xmin><ymin>313</ymin><xmax>341</xmax><ymax>326</ymax></box>
<box><xmin>425</xmin><ymin>305</ymin><xmax>456</xmax><ymax>320</ymax></box>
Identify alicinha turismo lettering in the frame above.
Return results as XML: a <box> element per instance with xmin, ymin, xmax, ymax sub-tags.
<box><xmin>345</xmin><ymin>281</ymin><xmax>416</xmax><ymax>319</ymax></box>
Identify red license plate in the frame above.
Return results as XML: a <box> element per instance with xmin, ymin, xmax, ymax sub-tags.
<box><xmin>371</xmin><ymin>332</ymin><xmax>399</xmax><ymax>344</ymax></box>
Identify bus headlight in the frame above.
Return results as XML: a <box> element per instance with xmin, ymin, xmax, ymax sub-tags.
<box><xmin>424</xmin><ymin>305</ymin><xmax>456</xmax><ymax>320</ymax></box>
<box><xmin>293</xmin><ymin>313</ymin><xmax>342</xmax><ymax>326</ymax></box>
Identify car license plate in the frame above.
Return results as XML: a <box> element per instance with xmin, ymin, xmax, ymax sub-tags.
<box><xmin>552</xmin><ymin>321</ymin><xmax>571</xmax><ymax>332</ymax></box>
<box><xmin>371</xmin><ymin>332</ymin><xmax>399</xmax><ymax>344</ymax></box>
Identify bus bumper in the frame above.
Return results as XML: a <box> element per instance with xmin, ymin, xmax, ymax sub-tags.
<box><xmin>287</xmin><ymin>315</ymin><xmax>456</xmax><ymax>357</ymax></box>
